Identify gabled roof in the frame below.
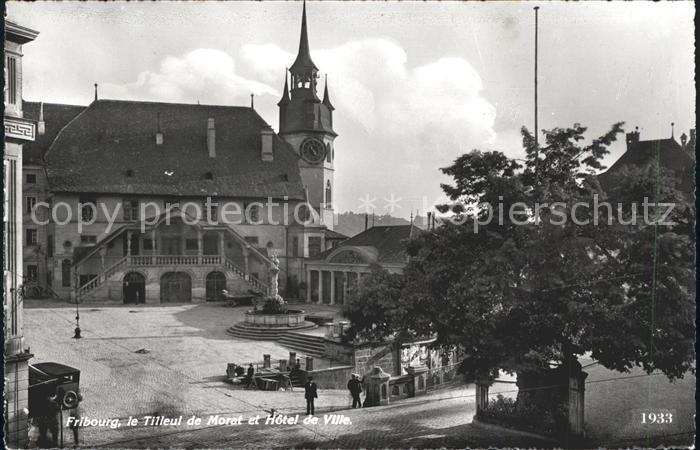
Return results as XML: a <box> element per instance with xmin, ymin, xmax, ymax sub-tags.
<box><xmin>44</xmin><ymin>99</ymin><xmax>305</xmax><ymax>199</ymax></box>
<box><xmin>22</xmin><ymin>101</ymin><xmax>87</xmax><ymax>164</ymax></box>
<box><xmin>312</xmin><ymin>225</ymin><xmax>422</xmax><ymax>264</ymax></box>
<box><xmin>324</xmin><ymin>229</ymin><xmax>348</xmax><ymax>240</ymax></box>
<box><xmin>598</xmin><ymin>137</ymin><xmax>694</xmax><ymax>192</ymax></box>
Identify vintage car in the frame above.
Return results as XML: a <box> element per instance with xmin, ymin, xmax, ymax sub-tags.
<box><xmin>28</xmin><ymin>362</ymin><xmax>83</xmax><ymax>416</ymax></box>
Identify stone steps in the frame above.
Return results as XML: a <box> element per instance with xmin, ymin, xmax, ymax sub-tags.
<box><xmin>226</xmin><ymin>322</ymin><xmax>317</xmax><ymax>340</ymax></box>
<box><xmin>278</xmin><ymin>332</ymin><xmax>326</xmax><ymax>358</ymax></box>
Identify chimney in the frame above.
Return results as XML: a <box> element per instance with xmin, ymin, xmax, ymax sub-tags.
<box><xmin>207</xmin><ymin>118</ymin><xmax>216</xmax><ymax>158</ymax></box>
<box><xmin>155</xmin><ymin>112</ymin><xmax>163</xmax><ymax>145</ymax></box>
<box><xmin>625</xmin><ymin>126</ymin><xmax>640</xmax><ymax>151</ymax></box>
<box><xmin>37</xmin><ymin>102</ymin><xmax>45</xmax><ymax>135</ymax></box>
<box><xmin>261</xmin><ymin>127</ymin><xmax>274</xmax><ymax>161</ymax></box>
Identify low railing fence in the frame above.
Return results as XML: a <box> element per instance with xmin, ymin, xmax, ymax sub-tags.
<box><xmin>425</xmin><ymin>362</ymin><xmax>461</xmax><ymax>390</ymax></box>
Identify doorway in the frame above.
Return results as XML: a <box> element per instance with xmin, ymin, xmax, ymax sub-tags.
<box><xmin>160</xmin><ymin>272</ymin><xmax>191</xmax><ymax>303</ymax></box>
<box><xmin>123</xmin><ymin>272</ymin><xmax>146</xmax><ymax>304</ymax></box>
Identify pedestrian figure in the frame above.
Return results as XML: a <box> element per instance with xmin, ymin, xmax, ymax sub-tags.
<box><xmin>27</xmin><ymin>417</ymin><xmax>40</xmax><ymax>449</ymax></box>
<box><xmin>37</xmin><ymin>412</ymin><xmax>59</xmax><ymax>448</ymax></box>
<box><xmin>246</xmin><ymin>363</ymin><xmax>255</xmax><ymax>388</ymax></box>
<box><xmin>69</xmin><ymin>405</ymin><xmax>81</xmax><ymax>447</ymax></box>
<box><xmin>347</xmin><ymin>373</ymin><xmax>363</xmax><ymax>408</ymax></box>
<box><xmin>304</xmin><ymin>376</ymin><xmax>318</xmax><ymax>415</ymax></box>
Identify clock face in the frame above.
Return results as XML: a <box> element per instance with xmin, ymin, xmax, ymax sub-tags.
<box><xmin>300</xmin><ymin>138</ymin><xmax>327</xmax><ymax>164</ymax></box>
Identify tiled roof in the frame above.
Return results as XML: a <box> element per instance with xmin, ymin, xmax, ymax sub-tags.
<box><xmin>44</xmin><ymin>100</ymin><xmax>305</xmax><ymax>199</ymax></box>
<box><xmin>599</xmin><ymin>138</ymin><xmax>694</xmax><ymax>192</ymax></box>
<box><xmin>324</xmin><ymin>229</ymin><xmax>348</xmax><ymax>240</ymax></box>
<box><xmin>313</xmin><ymin>225</ymin><xmax>422</xmax><ymax>264</ymax></box>
<box><xmin>22</xmin><ymin>101</ymin><xmax>87</xmax><ymax>164</ymax></box>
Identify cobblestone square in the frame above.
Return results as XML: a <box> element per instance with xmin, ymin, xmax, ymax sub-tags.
<box><xmin>25</xmin><ymin>301</ymin><xmax>524</xmax><ymax>448</ymax></box>
<box><xmin>23</xmin><ymin>301</ymin><xmax>373</xmax><ymax>447</ymax></box>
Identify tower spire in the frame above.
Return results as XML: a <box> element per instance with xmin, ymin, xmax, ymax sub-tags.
<box><xmin>290</xmin><ymin>0</ymin><xmax>318</xmax><ymax>75</ymax></box>
<box><xmin>278</xmin><ymin>69</ymin><xmax>290</xmax><ymax>106</ymax></box>
<box><xmin>322</xmin><ymin>74</ymin><xmax>334</xmax><ymax>110</ymax></box>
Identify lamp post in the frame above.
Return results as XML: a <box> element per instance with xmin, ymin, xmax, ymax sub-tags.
<box><xmin>73</xmin><ymin>272</ymin><xmax>81</xmax><ymax>339</ymax></box>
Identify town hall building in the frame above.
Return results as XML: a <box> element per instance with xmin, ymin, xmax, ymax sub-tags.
<box><xmin>21</xmin><ymin>2</ymin><xmax>346</xmax><ymax>304</ymax></box>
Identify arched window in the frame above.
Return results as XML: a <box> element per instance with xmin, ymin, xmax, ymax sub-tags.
<box><xmin>325</xmin><ymin>181</ymin><xmax>332</xmax><ymax>207</ymax></box>
<box><xmin>61</xmin><ymin>259</ymin><xmax>71</xmax><ymax>287</ymax></box>
<box><xmin>326</xmin><ymin>143</ymin><xmax>332</xmax><ymax>163</ymax></box>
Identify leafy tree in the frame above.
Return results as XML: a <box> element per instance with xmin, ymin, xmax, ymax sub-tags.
<box><xmin>342</xmin><ymin>263</ymin><xmax>430</xmax><ymax>343</ymax></box>
<box><xmin>347</xmin><ymin>123</ymin><xmax>695</xmax><ymax>386</ymax></box>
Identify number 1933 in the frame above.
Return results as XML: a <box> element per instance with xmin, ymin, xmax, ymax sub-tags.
<box><xmin>641</xmin><ymin>412</ymin><xmax>673</xmax><ymax>424</ymax></box>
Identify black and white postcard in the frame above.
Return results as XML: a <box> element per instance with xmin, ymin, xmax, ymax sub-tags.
<box><xmin>3</xmin><ymin>1</ymin><xmax>695</xmax><ymax>448</ymax></box>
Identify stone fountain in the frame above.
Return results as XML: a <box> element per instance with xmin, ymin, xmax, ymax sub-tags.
<box><xmin>228</xmin><ymin>254</ymin><xmax>317</xmax><ymax>340</ymax></box>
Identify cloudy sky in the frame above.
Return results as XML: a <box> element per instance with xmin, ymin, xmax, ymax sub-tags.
<box><xmin>8</xmin><ymin>1</ymin><xmax>695</xmax><ymax>218</ymax></box>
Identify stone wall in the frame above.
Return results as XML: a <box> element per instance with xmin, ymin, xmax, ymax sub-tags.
<box><xmin>307</xmin><ymin>365</ymin><xmax>355</xmax><ymax>390</ymax></box>
<box><xmin>324</xmin><ymin>339</ymin><xmax>354</xmax><ymax>364</ymax></box>
<box><xmin>5</xmin><ymin>356</ymin><xmax>31</xmax><ymax>448</ymax></box>
<box><xmin>353</xmin><ymin>342</ymin><xmax>399</xmax><ymax>376</ymax></box>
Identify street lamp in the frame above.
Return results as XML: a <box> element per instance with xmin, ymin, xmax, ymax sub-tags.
<box><xmin>73</xmin><ymin>272</ymin><xmax>81</xmax><ymax>339</ymax></box>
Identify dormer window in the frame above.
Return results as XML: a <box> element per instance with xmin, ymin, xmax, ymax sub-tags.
<box><xmin>204</xmin><ymin>172</ymin><xmax>213</xmax><ymax>180</ymax></box>
<box><xmin>126</xmin><ymin>169</ymin><xmax>134</xmax><ymax>177</ymax></box>
<box><xmin>79</xmin><ymin>196</ymin><xmax>97</xmax><ymax>222</ymax></box>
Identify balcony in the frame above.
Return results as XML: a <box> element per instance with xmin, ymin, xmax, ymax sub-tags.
<box><xmin>76</xmin><ymin>254</ymin><xmax>269</xmax><ymax>298</ymax></box>
<box><xmin>129</xmin><ymin>255</ymin><xmax>223</xmax><ymax>266</ymax></box>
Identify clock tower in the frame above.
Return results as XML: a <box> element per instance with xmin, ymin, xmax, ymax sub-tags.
<box><xmin>278</xmin><ymin>0</ymin><xmax>336</xmax><ymax>229</ymax></box>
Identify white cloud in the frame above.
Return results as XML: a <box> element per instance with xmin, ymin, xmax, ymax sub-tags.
<box><xmin>103</xmin><ymin>48</ymin><xmax>278</xmax><ymax>105</ymax></box>
<box><xmin>240</xmin><ymin>44</ymin><xmax>294</xmax><ymax>84</ymax></box>
<box><xmin>103</xmin><ymin>40</ymin><xmax>497</xmax><ymax>215</ymax></box>
<box><xmin>241</xmin><ymin>38</ymin><xmax>497</xmax><ymax>160</ymax></box>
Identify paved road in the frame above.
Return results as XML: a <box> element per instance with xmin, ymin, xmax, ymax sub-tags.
<box><xmin>23</xmin><ymin>301</ymin><xmax>359</xmax><ymax>447</ymax></box>
<box><xmin>23</xmin><ymin>301</ymin><xmax>693</xmax><ymax>448</ymax></box>
<box><xmin>90</xmin><ymin>390</ymin><xmax>548</xmax><ymax>449</ymax></box>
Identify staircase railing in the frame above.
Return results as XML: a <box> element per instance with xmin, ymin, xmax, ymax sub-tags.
<box><xmin>224</xmin><ymin>258</ymin><xmax>270</xmax><ymax>295</ymax></box>
<box><xmin>77</xmin><ymin>256</ymin><xmax>128</xmax><ymax>297</ymax></box>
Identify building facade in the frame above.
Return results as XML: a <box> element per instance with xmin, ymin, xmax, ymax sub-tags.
<box><xmin>305</xmin><ymin>225</ymin><xmax>421</xmax><ymax>305</ymax></box>
<box><xmin>22</xmin><ymin>2</ymin><xmax>341</xmax><ymax>304</ymax></box>
<box><xmin>22</xmin><ymin>101</ymin><xmax>86</xmax><ymax>300</ymax></box>
<box><xmin>598</xmin><ymin>126</ymin><xmax>695</xmax><ymax>193</ymax></box>
<box><xmin>4</xmin><ymin>19</ymin><xmax>39</xmax><ymax>449</ymax></box>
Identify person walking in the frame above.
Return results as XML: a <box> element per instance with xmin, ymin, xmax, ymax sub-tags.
<box><xmin>37</xmin><ymin>411</ymin><xmax>59</xmax><ymax>448</ymax></box>
<box><xmin>245</xmin><ymin>364</ymin><xmax>256</xmax><ymax>388</ymax></box>
<box><xmin>68</xmin><ymin>405</ymin><xmax>81</xmax><ymax>447</ymax></box>
<box><xmin>304</xmin><ymin>376</ymin><xmax>318</xmax><ymax>415</ymax></box>
<box><xmin>347</xmin><ymin>374</ymin><xmax>363</xmax><ymax>408</ymax></box>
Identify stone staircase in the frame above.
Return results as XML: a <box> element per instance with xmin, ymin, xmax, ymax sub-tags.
<box><xmin>278</xmin><ymin>332</ymin><xmax>326</xmax><ymax>358</ymax></box>
<box><xmin>226</xmin><ymin>328</ymin><xmax>327</xmax><ymax>358</ymax></box>
<box><xmin>226</xmin><ymin>322</ymin><xmax>317</xmax><ymax>340</ymax></box>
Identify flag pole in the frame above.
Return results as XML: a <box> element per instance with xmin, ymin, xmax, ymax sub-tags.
<box><xmin>534</xmin><ymin>6</ymin><xmax>540</xmax><ymax>179</ymax></box>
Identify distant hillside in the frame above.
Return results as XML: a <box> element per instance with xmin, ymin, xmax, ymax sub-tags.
<box><xmin>334</xmin><ymin>212</ymin><xmax>428</xmax><ymax>238</ymax></box>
